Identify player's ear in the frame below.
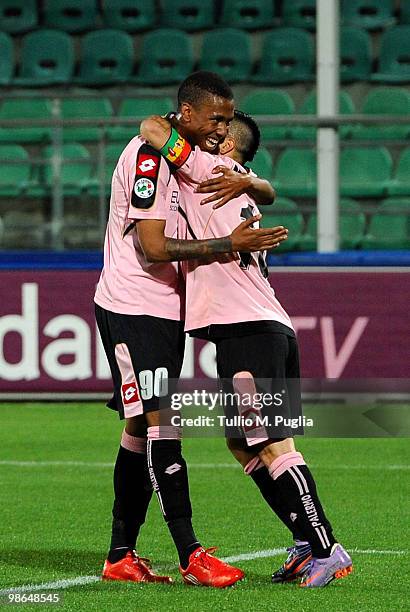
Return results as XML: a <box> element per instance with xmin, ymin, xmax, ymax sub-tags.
<box><xmin>179</xmin><ymin>102</ymin><xmax>192</xmax><ymax>123</ymax></box>
<box><xmin>219</xmin><ymin>136</ymin><xmax>235</xmax><ymax>156</ymax></box>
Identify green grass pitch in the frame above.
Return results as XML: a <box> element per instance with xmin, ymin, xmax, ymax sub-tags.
<box><xmin>0</xmin><ymin>403</ymin><xmax>409</xmax><ymax>611</ymax></box>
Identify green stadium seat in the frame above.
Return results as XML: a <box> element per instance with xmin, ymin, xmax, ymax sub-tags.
<box><xmin>135</xmin><ymin>29</ymin><xmax>193</xmax><ymax>85</ymax></box>
<box><xmin>199</xmin><ymin>29</ymin><xmax>252</xmax><ymax>83</ymax></box>
<box><xmin>282</xmin><ymin>0</ymin><xmax>316</xmax><ymax>30</ymax></box>
<box><xmin>0</xmin><ymin>0</ymin><xmax>37</xmax><ymax>33</ymax></box>
<box><xmin>161</xmin><ymin>0</ymin><xmax>213</xmax><ymax>31</ymax></box>
<box><xmin>261</xmin><ymin>197</ymin><xmax>303</xmax><ymax>251</ymax></box>
<box><xmin>248</xmin><ymin>147</ymin><xmax>273</xmax><ymax>181</ymax></box>
<box><xmin>372</xmin><ymin>26</ymin><xmax>410</xmax><ymax>82</ymax></box>
<box><xmin>387</xmin><ymin>148</ymin><xmax>410</xmax><ymax>196</ymax></box>
<box><xmin>0</xmin><ymin>145</ymin><xmax>29</xmax><ymax>196</ymax></box>
<box><xmin>352</xmin><ymin>88</ymin><xmax>410</xmax><ymax>140</ymax></box>
<box><xmin>340</xmin><ymin>147</ymin><xmax>392</xmax><ymax>197</ymax></box>
<box><xmin>108</xmin><ymin>97</ymin><xmax>174</xmax><ymax>141</ymax></box>
<box><xmin>340</xmin><ymin>26</ymin><xmax>372</xmax><ymax>82</ymax></box>
<box><xmin>362</xmin><ymin>199</ymin><xmax>410</xmax><ymax>249</ymax></box>
<box><xmin>400</xmin><ymin>3</ymin><xmax>410</xmax><ymax>24</ymax></box>
<box><xmin>87</xmin><ymin>143</ymin><xmax>125</xmax><ymax>196</ymax></box>
<box><xmin>290</xmin><ymin>90</ymin><xmax>355</xmax><ymax>140</ymax></box>
<box><xmin>342</xmin><ymin>0</ymin><xmax>395</xmax><ymax>30</ymax></box>
<box><xmin>43</xmin><ymin>0</ymin><xmax>98</xmax><ymax>32</ymax></box>
<box><xmin>60</xmin><ymin>98</ymin><xmax>113</xmax><ymax>142</ymax></box>
<box><xmin>274</xmin><ymin>148</ymin><xmax>317</xmax><ymax>197</ymax></box>
<box><xmin>299</xmin><ymin>199</ymin><xmax>366</xmax><ymax>250</ymax></box>
<box><xmin>0</xmin><ymin>99</ymin><xmax>52</xmax><ymax>144</ymax></box>
<box><xmin>41</xmin><ymin>144</ymin><xmax>92</xmax><ymax>196</ymax></box>
<box><xmin>14</xmin><ymin>30</ymin><xmax>74</xmax><ymax>86</ymax></box>
<box><xmin>102</xmin><ymin>0</ymin><xmax>156</xmax><ymax>31</ymax></box>
<box><xmin>253</xmin><ymin>28</ymin><xmax>314</xmax><ymax>84</ymax></box>
<box><xmin>75</xmin><ymin>30</ymin><xmax>133</xmax><ymax>85</ymax></box>
<box><xmin>219</xmin><ymin>0</ymin><xmax>274</xmax><ymax>30</ymax></box>
<box><xmin>0</xmin><ymin>32</ymin><xmax>13</xmax><ymax>85</ymax></box>
<box><xmin>240</xmin><ymin>90</ymin><xmax>295</xmax><ymax>140</ymax></box>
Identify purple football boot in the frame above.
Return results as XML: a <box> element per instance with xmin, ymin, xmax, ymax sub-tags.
<box><xmin>300</xmin><ymin>544</ymin><xmax>353</xmax><ymax>588</ymax></box>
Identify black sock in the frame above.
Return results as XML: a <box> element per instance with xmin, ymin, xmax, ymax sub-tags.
<box><xmin>273</xmin><ymin>463</ymin><xmax>336</xmax><ymax>558</ymax></box>
<box><xmin>108</xmin><ymin>444</ymin><xmax>152</xmax><ymax>563</ymax></box>
<box><xmin>147</xmin><ymin>436</ymin><xmax>200</xmax><ymax>569</ymax></box>
<box><xmin>251</xmin><ymin>465</ymin><xmax>306</xmax><ymax>542</ymax></box>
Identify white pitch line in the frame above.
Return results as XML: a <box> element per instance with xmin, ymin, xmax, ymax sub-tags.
<box><xmin>0</xmin><ymin>460</ymin><xmax>409</xmax><ymax>471</ymax></box>
<box><xmin>0</xmin><ymin>547</ymin><xmax>407</xmax><ymax>596</ymax></box>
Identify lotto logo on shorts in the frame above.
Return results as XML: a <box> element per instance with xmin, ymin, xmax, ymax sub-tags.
<box><xmin>137</xmin><ymin>154</ymin><xmax>158</xmax><ymax>177</ymax></box>
<box><xmin>122</xmin><ymin>383</ymin><xmax>140</xmax><ymax>404</ymax></box>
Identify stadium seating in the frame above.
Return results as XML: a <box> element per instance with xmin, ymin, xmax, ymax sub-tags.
<box><xmin>219</xmin><ymin>0</ymin><xmax>274</xmax><ymax>30</ymax></box>
<box><xmin>352</xmin><ymin>88</ymin><xmax>410</xmax><ymax>140</ymax></box>
<box><xmin>249</xmin><ymin>147</ymin><xmax>273</xmax><ymax>181</ymax></box>
<box><xmin>282</xmin><ymin>0</ymin><xmax>316</xmax><ymax>30</ymax></box>
<box><xmin>43</xmin><ymin>0</ymin><xmax>98</xmax><ymax>32</ymax></box>
<box><xmin>261</xmin><ymin>197</ymin><xmax>304</xmax><ymax>251</ymax></box>
<box><xmin>161</xmin><ymin>0</ymin><xmax>214</xmax><ymax>31</ymax></box>
<box><xmin>340</xmin><ymin>146</ymin><xmax>392</xmax><ymax>196</ymax></box>
<box><xmin>102</xmin><ymin>0</ymin><xmax>156</xmax><ymax>31</ymax></box>
<box><xmin>290</xmin><ymin>90</ymin><xmax>355</xmax><ymax>140</ymax></box>
<box><xmin>0</xmin><ymin>144</ymin><xmax>30</xmax><ymax>196</ymax></box>
<box><xmin>87</xmin><ymin>143</ymin><xmax>125</xmax><ymax>196</ymax></box>
<box><xmin>342</xmin><ymin>0</ymin><xmax>396</xmax><ymax>30</ymax></box>
<box><xmin>362</xmin><ymin>199</ymin><xmax>410</xmax><ymax>249</ymax></box>
<box><xmin>60</xmin><ymin>98</ymin><xmax>114</xmax><ymax>142</ymax></box>
<box><xmin>0</xmin><ymin>99</ymin><xmax>52</xmax><ymax>143</ymax></box>
<box><xmin>135</xmin><ymin>29</ymin><xmax>194</xmax><ymax>85</ymax></box>
<box><xmin>299</xmin><ymin>199</ymin><xmax>366</xmax><ymax>250</ymax></box>
<box><xmin>253</xmin><ymin>28</ymin><xmax>314</xmax><ymax>84</ymax></box>
<box><xmin>15</xmin><ymin>30</ymin><xmax>74</xmax><ymax>86</ymax></box>
<box><xmin>199</xmin><ymin>29</ymin><xmax>252</xmax><ymax>83</ymax></box>
<box><xmin>340</xmin><ymin>26</ymin><xmax>372</xmax><ymax>81</ymax></box>
<box><xmin>0</xmin><ymin>32</ymin><xmax>13</xmax><ymax>85</ymax></box>
<box><xmin>0</xmin><ymin>0</ymin><xmax>37</xmax><ymax>33</ymax></box>
<box><xmin>400</xmin><ymin>2</ymin><xmax>410</xmax><ymax>24</ymax></box>
<box><xmin>2</xmin><ymin>209</ymin><xmax>45</xmax><ymax>248</ymax></box>
<box><xmin>372</xmin><ymin>26</ymin><xmax>410</xmax><ymax>82</ymax></box>
<box><xmin>387</xmin><ymin>148</ymin><xmax>410</xmax><ymax>195</ymax></box>
<box><xmin>75</xmin><ymin>30</ymin><xmax>133</xmax><ymax>85</ymax></box>
<box><xmin>274</xmin><ymin>148</ymin><xmax>317</xmax><ymax>197</ymax></box>
<box><xmin>240</xmin><ymin>89</ymin><xmax>295</xmax><ymax>140</ymax></box>
<box><xmin>108</xmin><ymin>97</ymin><xmax>174</xmax><ymax>142</ymax></box>
<box><xmin>41</xmin><ymin>144</ymin><xmax>92</xmax><ymax>196</ymax></box>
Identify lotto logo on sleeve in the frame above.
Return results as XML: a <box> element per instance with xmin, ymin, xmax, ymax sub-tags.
<box><xmin>121</xmin><ymin>382</ymin><xmax>140</xmax><ymax>405</ymax></box>
<box><xmin>137</xmin><ymin>154</ymin><xmax>158</xmax><ymax>177</ymax></box>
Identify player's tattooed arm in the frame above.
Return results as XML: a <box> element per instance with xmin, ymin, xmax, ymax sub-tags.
<box><xmin>196</xmin><ymin>166</ymin><xmax>275</xmax><ymax>209</ymax></box>
<box><xmin>137</xmin><ymin>218</ymin><xmax>288</xmax><ymax>263</ymax></box>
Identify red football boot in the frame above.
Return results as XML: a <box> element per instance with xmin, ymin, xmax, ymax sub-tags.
<box><xmin>102</xmin><ymin>550</ymin><xmax>173</xmax><ymax>584</ymax></box>
<box><xmin>179</xmin><ymin>547</ymin><xmax>244</xmax><ymax>588</ymax></box>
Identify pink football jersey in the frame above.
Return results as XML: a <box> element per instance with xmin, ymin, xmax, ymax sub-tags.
<box><xmin>176</xmin><ymin>146</ymin><xmax>294</xmax><ymax>332</ymax></box>
<box><xmin>94</xmin><ymin>136</ymin><xmax>183</xmax><ymax>320</ymax></box>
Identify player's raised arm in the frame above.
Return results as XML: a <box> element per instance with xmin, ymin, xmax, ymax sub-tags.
<box><xmin>196</xmin><ymin>166</ymin><xmax>275</xmax><ymax>209</ymax></box>
<box><xmin>137</xmin><ymin>217</ymin><xmax>288</xmax><ymax>263</ymax></box>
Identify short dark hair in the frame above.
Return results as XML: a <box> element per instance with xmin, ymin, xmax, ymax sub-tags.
<box><xmin>177</xmin><ymin>71</ymin><xmax>233</xmax><ymax>108</ymax></box>
<box><xmin>229</xmin><ymin>110</ymin><xmax>260</xmax><ymax>163</ymax></box>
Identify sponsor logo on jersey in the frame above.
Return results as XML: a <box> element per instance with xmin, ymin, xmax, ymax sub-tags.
<box><xmin>138</xmin><ymin>155</ymin><xmax>158</xmax><ymax>177</ymax></box>
<box><xmin>134</xmin><ymin>177</ymin><xmax>155</xmax><ymax>199</ymax></box>
<box><xmin>122</xmin><ymin>382</ymin><xmax>140</xmax><ymax>404</ymax></box>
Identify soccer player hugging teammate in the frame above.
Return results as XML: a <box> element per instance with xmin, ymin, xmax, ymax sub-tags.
<box><xmin>141</xmin><ymin>71</ymin><xmax>353</xmax><ymax>589</ymax></box>
<box><xmin>94</xmin><ymin>73</ymin><xmax>284</xmax><ymax>587</ymax></box>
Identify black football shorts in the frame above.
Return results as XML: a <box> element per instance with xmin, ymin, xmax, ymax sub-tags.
<box><xmin>95</xmin><ymin>304</ymin><xmax>185</xmax><ymax>419</ymax></box>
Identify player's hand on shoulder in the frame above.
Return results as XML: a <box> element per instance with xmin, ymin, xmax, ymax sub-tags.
<box><xmin>230</xmin><ymin>216</ymin><xmax>288</xmax><ymax>253</ymax></box>
<box><xmin>196</xmin><ymin>166</ymin><xmax>251</xmax><ymax>209</ymax></box>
